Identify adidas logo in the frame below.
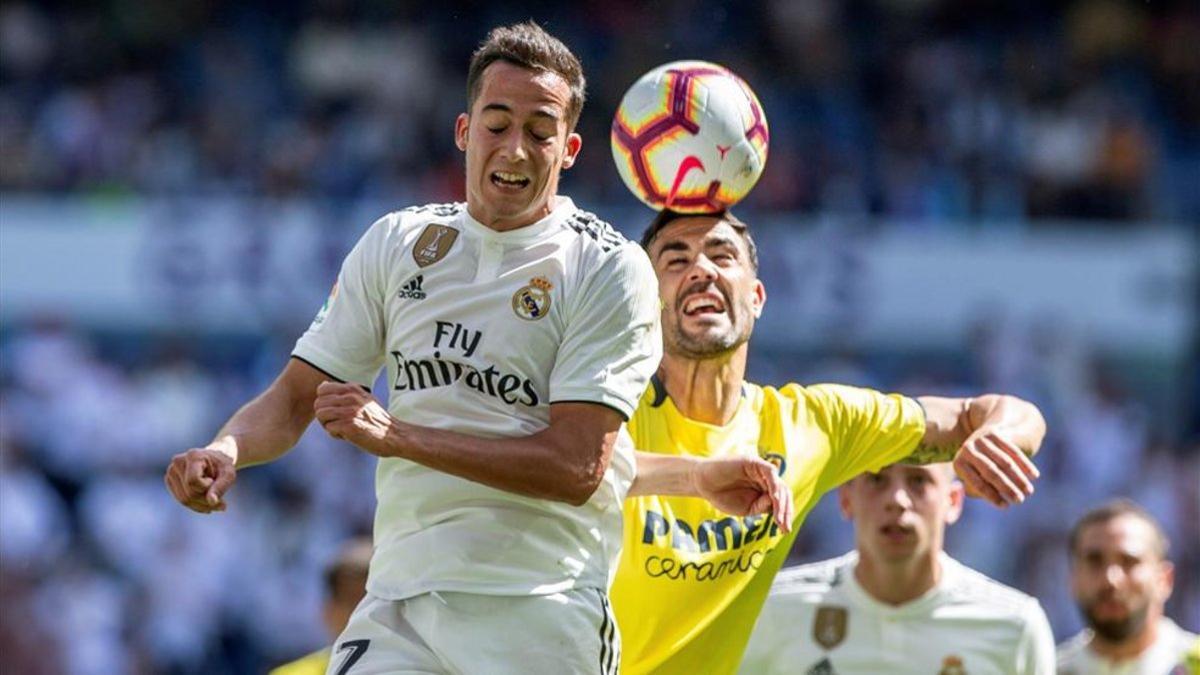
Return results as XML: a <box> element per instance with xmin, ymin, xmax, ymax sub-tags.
<box><xmin>398</xmin><ymin>275</ymin><xmax>427</xmax><ymax>300</ymax></box>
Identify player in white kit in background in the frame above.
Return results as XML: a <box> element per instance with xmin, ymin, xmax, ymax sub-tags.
<box><xmin>1057</xmin><ymin>499</ymin><xmax>1198</xmax><ymax>675</ymax></box>
<box><xmin>741</xmin><ymin>462</ymin><xmax>1056</xmax><ymax>674</ymax></box>
<box><xmin>164</xmin><ymin>22</ymin><xmax>791</xmax><ymax>675</ymax></box>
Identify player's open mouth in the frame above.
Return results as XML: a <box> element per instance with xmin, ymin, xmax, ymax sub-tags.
<box><xmin>681</xmin><ymin>293</ymin><xmax>726</xmax><ymax>316</ymax></box>
<box><xmin>880</xmin><ymin>524</ymin><xmax>914</xmax><ymax>540</ymax></box>
<box><xmin>490</xmin><ymin>171</ymin><xmax>530</xmax><ymax>189</ymax></box>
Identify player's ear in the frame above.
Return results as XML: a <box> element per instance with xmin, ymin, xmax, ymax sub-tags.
<box><xmin>838</xmin><ymin>484</ymin><xmax>854</xmax><ymax>520</ymax></box>
<box><xmin>560</xmin><ymin>132</ymin><xmax>582</xmax><ymax>169</ymax></box>
<box><xmin>1157</xmin><ymin>560</ymin><xmax>1175</xmax><ymax>601</ymax></box>
<box><xmin>455</xmin><ymin>113</ymin><xmax>470</xmax><ymax>152</ymax></box>
<box><xmin>750</xmin><ymin>279</ymin><xmax>765</xmax><ymax>318</ymax></box>
<box><xmin>945</xmin><ymin>479</ymin><xmax>965</xmax><ymax>525</ymax></box>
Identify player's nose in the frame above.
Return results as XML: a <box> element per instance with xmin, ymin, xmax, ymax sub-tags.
<box><xmin>883</xmin><ymin>484</ymin><xmax>913</xmax><ymax>510</ymax></box>
<box><xmin>498</xmin><ymin>128</ymin><xmax>528</xmax><ymax>162</ymax></box>
<box><xmin>687</xmin><ymin>254</ymin><xmax>719</xmax><ymax>281</ymax></box>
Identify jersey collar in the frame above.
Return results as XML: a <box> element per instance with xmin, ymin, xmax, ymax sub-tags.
<box><xmin>845</xmin><ymin>551</ymin><xmax>956</xmax><ymax>617</ymax></box>
<box><xmin>460</xmin><ymin>196</ymin><xmax>575</xmax><ymax>244</ymax></box>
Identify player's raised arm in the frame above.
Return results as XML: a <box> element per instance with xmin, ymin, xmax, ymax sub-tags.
<box><xmin>164</xmin><ymin>358</ymin><xmax>330</xmax><ymax>513</ymax></box>
<box><xmin>908</xmin><ymin>394</ymin><xmax>1047</xmax><ymax>509</ymax></box>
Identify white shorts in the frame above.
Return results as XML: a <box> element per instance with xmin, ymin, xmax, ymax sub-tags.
<box><xmin>325</xmin><ymin>588</ymin><xmax>620</xmax><ymax>675</ymax></box>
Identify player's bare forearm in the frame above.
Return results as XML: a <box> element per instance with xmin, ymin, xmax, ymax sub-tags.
<box><xmin>167</xmin><ymin>359</ymin><xmax>327</xmax><ymax>513</ymax></box>
<box><xmin>388</xmin><ymin>420</ymin><xmax>616</xmax><ymax>505</ymax></box>
<box><xmin>629</xmin><ymin>453</ymin><xmax>794</xmax><ymax>530</ymax></box>
<box><xmin>629</xmin><ymin>453</ymin><xmax>696</xmax><ymax>496</ymax></box>
<box><xmin>913</xmin><ymin>393</ymin><xmax>1047</xmax><ymax>507</ymax></box>
<box><xmin>315</xmin><ymin>384</ymin><xmax>622</xmax><ymax>506</ymax></box>
<box><xmin>210</xmin><ymin>358</ymin><xmax>326</xmax><ymax>467</ymax></box>
<box><xmin>912</xmin><ymin>394</ymin><xmax>1046</xmax><ymax>462</ymax></box>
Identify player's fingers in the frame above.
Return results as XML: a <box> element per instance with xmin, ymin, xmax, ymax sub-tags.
<box><xmin>314</xmin><ymin>405</ymin><xmax>353</xmax><ymax>425</ymax></box>
<box><xmin>314</xmin><ymin>392</ymin><xmax>361</xmax><ymax>410</ymax></box>
<box><xmin>748</xmin><ymin>492</ymin><xmax>772</xmax><ymax>516</ymax></box>
<box><xmin>774</xmin><ymin>481</ymin><xmax>793</xmax><ymax>534</ymax></box>
<box><xmin>316</xmin><ymin>381</ymin><xmax>358</xmax><ymax>399</ymax></box>
<box><xmin>206</xmin><ymin>464</ymin><xmax>236</xmax><ymax>508</ymax></box>
<box><xmin>968</xmin><ymin>443</ymin><xmax>1025</xmax><ymax>504</ymax></box>
<box><xmin>316</xmin><ymin>380</ymin><xmax>343</xmax><ymax>396</ymax></box>
<box><xmin>989</xmin><ymin>433</ymin><xmax>1040</xmax><ymax>480</ymax></box>
<box><xmin>322</xmin><ymin>420</ymin><xmax>347</xmax><ymax>440</ymax></box>
<box><xmin>978</xmin><ymin>436</ymin><xmax>1034</xmax><ymax>498</ymax></box>
<box><xmin>164</xmin><ymin>467</ymin><xmax>186</xmax><ymax>503</ymax></box>
<box><xmin>957</xmin><ymin>458</ymin><xmax>1006</xmax><ymax>508</ymax></box>
<box><xmin>184</xmin><ymin>455</ymin><xmax>214</xmax><ymax>492</ymax></box>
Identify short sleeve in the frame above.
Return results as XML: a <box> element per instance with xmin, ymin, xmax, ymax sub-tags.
<box><xmin>292</xmin><ymin>216</ymin><xmax>391</xmax><ymax>386</ymax></box>
<box><xmin>549</xmin><ymin>243</ymin><xmax>662</xmax><ymax>419</ymax></box>
<box><xmin>803</xmin><ymin>383</ymin><xmax>927</xmax><ymax>491</ymax></box>
<box><xmin>1016</xmin><ymin>600</ymin><xmax>1058</xmax><ymax>675</ymax></box>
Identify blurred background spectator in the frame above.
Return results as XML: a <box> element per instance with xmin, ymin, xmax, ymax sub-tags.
<box><xmin>1</xmin><ymin>1</ymin><xmax>1197</xmax><ymax>673</ymax></box>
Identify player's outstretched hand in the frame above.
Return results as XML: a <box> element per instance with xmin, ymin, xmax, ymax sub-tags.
<box><xmin>314</xmin><ymin>381</ymin><xmax>393</xmax><ymax>455</ymax></box>
<box><xmin>165</xmin><ymin>448</ymin><xmax>236</xmax><ymax>514</ymax></box>
<box><xmin>691</xmin><ymin>457</ymin><xmax>794</xmax><ymax>533</ymax></box>
<box><xmin>952</xmin><ymin>428</ymin><xmax>1040</xmax><ymax>509</ymax></box>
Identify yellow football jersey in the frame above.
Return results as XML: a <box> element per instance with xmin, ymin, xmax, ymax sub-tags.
<box><xmin>268</xmin><ymin>649</ymin><xmax>329</xmax><ymax>675</ymax></box>
<box><xmin>612</xmin><ymin>377</ymin><xmax>926</xmax><ymax>675</ymax></box>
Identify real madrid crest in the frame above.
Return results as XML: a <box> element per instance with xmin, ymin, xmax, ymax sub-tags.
<box><xmin>513</xmin><ymin>276</ymin><xmax>553</xmax><ymax>321</ymax></box>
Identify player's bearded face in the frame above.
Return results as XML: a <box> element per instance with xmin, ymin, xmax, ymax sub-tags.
<box><xmin>651</xmin><ymin>219</ymin><xmax>764</xmax><ymax>359</ymax></box>
<box><xmin>456</xmin><ymin>62</ymin><xmax>581</xmax><ymax>231</ymax></box>
<box><xmin>1071</xmin><ymin>517</ymin><xmax>1171</xmax><ymax>644</ymax></box>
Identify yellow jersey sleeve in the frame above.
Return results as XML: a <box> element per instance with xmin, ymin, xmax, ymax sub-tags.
<box><xmin>786</xmin><ymin>383</ymin><xmax>927</xmax><ymax>492</ymax></box>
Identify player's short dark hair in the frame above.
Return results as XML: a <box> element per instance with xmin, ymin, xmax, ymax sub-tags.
<box><xmin>1067</xmin><ymin>498</ymin><xmax>1170</xmax><ymax>560</ymax></box>
<box><xmin>467</xmin><ymin>22</ymin><xmax>586</xmax><ymax>130</ymax></box>
<box><xmin>640</xmin><ymin>209</ymin><xmax>759</xmax><ymax>272</ymax></box>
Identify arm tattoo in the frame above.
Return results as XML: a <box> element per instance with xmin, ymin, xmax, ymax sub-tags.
<box><xmin>900</xmin><ymin>440</ymin><xmax>959</xmax><ymax>466</ymax></box>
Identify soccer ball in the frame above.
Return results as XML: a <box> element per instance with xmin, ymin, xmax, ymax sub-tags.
<box><xmin>611</xmin><ymin>61</ymin><xmax>769</xmax><ymax>213</ymax></box>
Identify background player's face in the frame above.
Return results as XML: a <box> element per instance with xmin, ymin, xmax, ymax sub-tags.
<box><xmin>840</xmin><ymin>464</ymin><xmax>963</xmax><ymax>564</ymax></box>
<box><xmin>648</xmin><ymin>218</ymin><xmax>765</xmax><ymax>359</ymax></box>
<box><xmin>1070</xmin><ymin>515</ymin><xmax>1174</xmax><ymax>643</ymax></box>
<box><xmin>455</xmin><ymin>61</ymin><xmax>582</xmax><ymax>231</ymax></box>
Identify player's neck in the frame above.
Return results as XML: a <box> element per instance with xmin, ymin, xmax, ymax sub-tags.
<box><xmin>1089</xmin><ymin>613</ymin><xmax>1162</xmax><ymax>661</ymax></box>
<box><xmin>466</xmin><ymin>197</ymin><xmax>557</xmax><ymax>232</ymax></box>
<box><xmin>658</xmin><ymin>350</ymin><xmax>747</xmax><ymax>426</ymax></box>
<box><xmin>854</xmin><ymin>549</ymin><xmax>941</xmax><ymax>606</ymax></box>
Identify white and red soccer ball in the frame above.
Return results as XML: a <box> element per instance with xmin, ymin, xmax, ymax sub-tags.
<box><xmin>611</xmin><ymin>60</ymin><xmax>769</xmax><ymax>214</ymax></box>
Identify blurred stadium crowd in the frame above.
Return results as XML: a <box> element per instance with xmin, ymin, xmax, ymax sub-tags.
<box><xmin>2</xmin><ymin>0</ymin><xmax>1199</xmax><ymax>220</ymax></box>
<box><xmin>1</xmin><ymin>1</ymin><xmax>1197</xmax><ymax>674</ymax></box>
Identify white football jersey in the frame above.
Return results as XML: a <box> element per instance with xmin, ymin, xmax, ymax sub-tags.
<box><xmin>1056</xmin><ymin>618</ymin><xmax>1198</xmax><ymax>675</ymax></box>
<box><xmin>293</xmin><ymin>197</ymin><xmax>662</xmax><ymax>600</ymax></box>
<box><xmin>740</xmin><ymin>552</ymin><xmax>1056</xmax><ymax>675</ymax></box>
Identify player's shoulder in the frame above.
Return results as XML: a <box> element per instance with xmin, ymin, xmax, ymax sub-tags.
<box><xmin>940</xmin><ymin>555</ymin><xmax>1044</xmax><ymax>618</ymax></box>
<box><xmin>390</xmin><ymin>201</ymin><xmax>467</xmax><ymax>230</ymax></box>
<box><xmin>1054</xmin><ymin>629</ymin><xmax>1092</xmax><ymax>671</ymax></box>
<box><xmin>756</xmin><ymin>381</ymin><xmax>870</xmax><ymax>420</ymax></box>
<box><xmin>772</xmin><ymin>551</ymin><xmax>857</xmax><ymax>597</ymax></box>
<box><xmin>556</xmin><ymin>203</ymin><xmax>631</xmax><ymax>255</ymax></box>
<box><xmin>1161</xmin><ymin>618</ymin><xmax>1200</xmax><ymax>652</ymax></box>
